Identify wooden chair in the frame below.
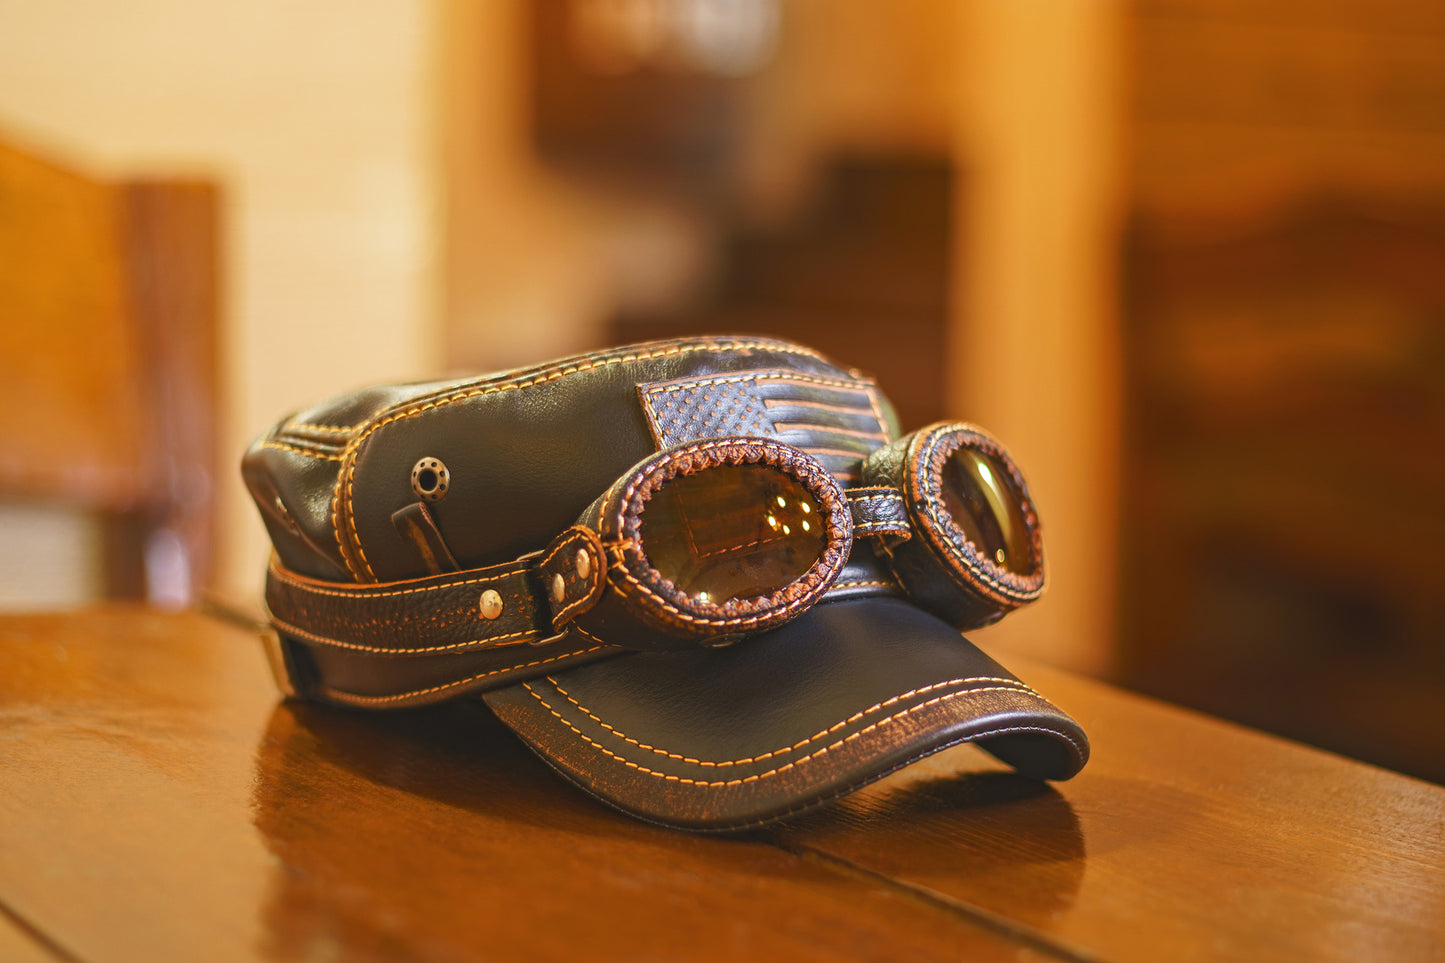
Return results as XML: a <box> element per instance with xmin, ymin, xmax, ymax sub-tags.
<box><xmin>0</xmin><ymin>134</ymin><xmax>219</xmax><ymax>604</ymax></box>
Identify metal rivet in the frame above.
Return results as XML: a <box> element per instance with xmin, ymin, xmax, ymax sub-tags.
<box><xmin>479</xmin><ymin>589</ymin><xmax>503</xmax><ymax>620</ymax></box>
<box><xmin>550</xmin><ymin>573</ymin><xmax>566</xmax><ymax>604</ymax></box>
<box><xmin>575</xmin><ymin>548</ymin><xmax>591</xmax><ymax>580</ymax></box>
<box><xmin>410</xmin><ymin>457</ymin><xmax>450</xmax><ymax>502</ymax></box>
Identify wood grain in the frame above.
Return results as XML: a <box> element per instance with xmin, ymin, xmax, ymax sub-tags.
<box><xmin>773</xmin><ymin>649</ymin><xmax>1445</xmax><ymax>962</ymax></box>
<box><xmin>4</xmin><ymin>607</ymin><xmax>1442</xmax><ymax>961</ymax></box>
<box><xmin>0</xmin><ymin>608</ymin><xmax>1027</xmax><ymax>962</ymax></box>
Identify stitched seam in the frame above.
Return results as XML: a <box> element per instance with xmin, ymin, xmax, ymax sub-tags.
<box><xmin>319</xmin><ymin>645</ymin><xmax>617</xmax><ymax>705</ymax></box>
<box><xmin>610</xmin><ymin>438</ymin><xmax>847</xmax><ymax>629</ymax></box>
<box><xmin>260</xmin><ymin>441</ymin><xmax>345</xmax><ymax>461</ymax></box>
<box><xmin>829</xmin><ymin>579</ymin><xmax>896</xmax><ymax>590</ymax></box>
<box><xmin>917</xmin><ymin>427</ymin><xmax>1039</xmax><ymax>604</ymax></box>
<box><xmin>644</xmin><ymin>371</ymin><xmax>874</xmax><ymax>399</ymax></box>
<box><xmin>612</xmin><ymin>566</ymin><xmax>800</xmax><ymax>630</ymax></box>
<box><xmin>268</xmin><ymin>558</ymin><xmax>527</xmax><ymax>600</ymax></box>
<box><xmin>554</xmin><ymin>589</ymin><xmax>595</xmax><ymax>624</ymax></box>
<box><xmin>286</xmin><ymin>422</ymin><xmax>355</xmax><ymax>433</ymax></box>
<box><xmin>763</xmin><ymin>398</ymin><xmax>878</xmax><ymax>417</ymax></box>
<box><xmin>271</xmin><ymin>616</ymin><xmax>536</xmax><ymax>654</ymax></box>
<box><xmin>544</xmin><ymin>675</ymin><xmax>1035</xmax><ymax>767</ymax></box>
<box><xmin>718</xmin><ymin>723</ymin><xmax>1084</xmax><ymax>830</ymax></box>
<box><xmin>523</xmin><ymin>682</ymin><xmax>1075</xmax><ymax>786</ymax></box>
<box><xmin>772</xmin><ymin>422</ymin><xmax>889</xmax><ymax>441</ymax></box>
<box><xmin>274</xmin><ymin>433</ymin><xmax>347</xmax><ymax>451</ymax></box>
<box><xmin>550</xmin><ymin>533</ymin><xmax>605</xmax><ymax>624</ymax></box>
<box><xmin>335</xmin><ymin>340</ymin><xmax>822</xmax><ymax>581</ymax></box>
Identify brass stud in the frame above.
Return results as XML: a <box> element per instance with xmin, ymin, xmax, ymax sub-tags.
<box><xmin>479</xmin><ymin>589</ymin><xmax>503</xmax><ymax>620</ymax></box>
<box><xmin>550</xmin><ymin>573</ymin><xmax>566</xmax><ymax>604</ymax></box>
<box><xmin>575</xmin><ymin>548</ymin><xmax>591</xmax><ymax>580</ymax></box>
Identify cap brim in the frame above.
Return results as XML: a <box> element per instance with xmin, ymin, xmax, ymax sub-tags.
<box><xmin>481</xmin><ymin>597</ymin><xmax>1089</xmax><ymax>831</ymax></box>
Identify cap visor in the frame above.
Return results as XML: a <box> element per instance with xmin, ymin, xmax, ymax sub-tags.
<box><xmin>481</xmin><ymin>597</ymin><xmax>1088</xmax><ymax>831</ymax></box>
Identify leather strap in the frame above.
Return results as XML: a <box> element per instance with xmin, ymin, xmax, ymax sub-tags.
<box><xmin>844</xmin><ymin>486</ymin><xmax>911</xmax><ymax>538</ymax></box>
<box><xmin>265</xmin><ymin>486</ymin><xmax>916</xmax><ymax>696</ymax></box>
<box><xmin>266</xmin><ymin>553</ymin><xmax>552</xmax><ymax>656</ymax></box>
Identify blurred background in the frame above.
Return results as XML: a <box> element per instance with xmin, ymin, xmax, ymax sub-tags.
<box><xmin>1</xmin><ymin>0</ymin><xmax>1442</xmax><ymax>782</ymax></box>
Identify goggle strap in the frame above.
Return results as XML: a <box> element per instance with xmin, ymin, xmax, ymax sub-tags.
<box><xmin>845</xmin><ymin>486</ymin><xmax>912</xmax><ymax>540</ymax></box>
<box><xmin>263</xmin><ymin>524</ymin><xmax>611</xmax><ymax>681</ymax></box>
<box><xmin>534</xmin><ymin>525</ymin><xmax>609</xmax><ymax>630</ymax></box>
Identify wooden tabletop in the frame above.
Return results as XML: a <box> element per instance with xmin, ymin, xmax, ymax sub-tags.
<box><xmin>1</xmin><ymin>608</ymin><xmax>1441</xmax><ymax>962</ymax></box>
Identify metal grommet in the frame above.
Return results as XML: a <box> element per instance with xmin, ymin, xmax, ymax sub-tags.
<box><xmin>575</xmin><ymin>548</ymin><xmax>591</xmax><ymax>580</ymax></box>
<box><xmin>479</xmin><ymin>589</ymin><xmax>503</xmax><ymax>620</ymax></box>
<box><xmin>550</xmin><ymin>573</ymin><xmax>566</xmax><ymax>604</ymax></box>
<box><xmin>410</xmin><ymin>457</ymin><xmax>450</xmax><ymax>502</ymax></box>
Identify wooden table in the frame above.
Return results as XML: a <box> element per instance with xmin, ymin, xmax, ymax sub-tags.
<box><xmin>1</xmin><ymin>607</ymin><xmax>1442</xmax><ymax>962</ymax></box>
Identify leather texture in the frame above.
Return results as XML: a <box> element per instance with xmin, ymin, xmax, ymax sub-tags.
<box><xmin>862</xmin><ymin>423</ymin><xmax>1046</xmax><ymax>630</ymax></box>
<box><xmin>484</xmin><ymin>597</ymin><xmax>1087</xmax><ymax>830</ymax></box>
<box><xmin>243</xmin><ymin>335</ymin><xmax>1089</xmax><ymax>829</ymax></box>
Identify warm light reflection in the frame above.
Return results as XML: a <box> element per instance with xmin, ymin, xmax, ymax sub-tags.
<box><xmin>569</xmin><ymin>0</ymin><xmax>779</xmax><ymax>77</ymax></box>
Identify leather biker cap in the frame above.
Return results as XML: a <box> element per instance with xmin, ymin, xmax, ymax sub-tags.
<box><xmin>243</xmin><ymin>336</ymin><xmax>1089</xmax><ymax>831</ymax></box>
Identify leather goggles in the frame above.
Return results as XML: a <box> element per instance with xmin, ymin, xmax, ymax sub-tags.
<box><xmin>265</xmin><ymin>424</ymin><xmax>1043</xmax><ymax>658</ymax></box>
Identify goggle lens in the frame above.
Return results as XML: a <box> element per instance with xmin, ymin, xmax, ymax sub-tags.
<box><xmin>640</xmin><ymin>464</ymin><xmax>827</xmax><ymax>604</ymax></box>
<box><xmin>939</xmin><ymin>446</ymin><xmax>1037</xmax><ymax>576</ymax></box>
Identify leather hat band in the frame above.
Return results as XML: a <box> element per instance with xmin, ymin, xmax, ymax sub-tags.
<box><xmin>264</xmin><ymin>425</ymin><xmax>1043</xmax><ymax>695</ymax></box>
<box><xmin>264</xmin><ymin>465</ymin><xmax>909</xmax><ymax>674</ymax></box>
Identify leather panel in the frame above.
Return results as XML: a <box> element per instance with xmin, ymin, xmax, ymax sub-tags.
<box><xmin>483</xmin><ymin>597</ymin><xmax>1087</xmax><ymax>830</ymax></box>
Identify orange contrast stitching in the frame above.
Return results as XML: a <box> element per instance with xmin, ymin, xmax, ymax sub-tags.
<box><xmin>334</xmin><ymin>340</ymin><xmax>824</xmax><ymax>582</ymax></box>
<box><xmin>763</xmin><ymin>397</ymin><xmax>878</xmax><ymax>418</ymax></box>
<box><xmin>285</xmin><ymin>422</ymin><xmax>355</xmax><ymax>434</ymax></box>
<box><xmin>523</xmin><ymin>680</ymin><xmax>1074</xmax><ymax>786</ymax></box>
<box><xmin>644</xmin><ymin>371</ymin><xmax>875</xmax><ymax>399</ymax></box>
<box><xmin>916</xmin><ymin>425</ymin><xmax>1026</xmax><ymax>604</ymax></box>
<box><xmin>319</xmin><ymin>644</ymin><xmax>617</xmax><ymax>706</ymax></box>
<box><xmin>268</xmin><ymin>558</ymin><xmax>527</xmax><ymax>600</ymax></box>
<box><xmin>772</xmin><ymin>421</ymin><xmax>890</xmax><ymax>441</ymax></box>
<box><xmin>260</xmin><ymin>441</ymin><xmax>345</xmax><ymax>461</ymax></box>
<box><xmin>543</xmin><ymin>675</ymin><xmax>1035</xmax><ymax>768</ymax></box>
<box><xmin>829</xmin><ymin>578</ymin><xmax>896</xmax><ymax>590</ymax></box>
<box><xmin>271</xmin><ymin>616</ymin><xmax>536</xmax><ymax>654</ymax></box>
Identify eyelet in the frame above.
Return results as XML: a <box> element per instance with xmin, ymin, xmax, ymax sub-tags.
<box><xmin>410</xmin><ymin>457</ymin><xmax>450</xmax><ymax>502</ymax></box>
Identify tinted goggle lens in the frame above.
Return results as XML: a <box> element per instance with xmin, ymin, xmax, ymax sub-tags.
<box><xmin>939</xmin><ymin>445</ymin><xmax>1038</xmax><ymax>577</ymax></box>
<box><xmin>551</xmin><ymin>427</ymin><xmax>1042</xmax><ymax>645</ymax></box>
<box><xmin>640</xmin><ymin>464</ymin><xmax>827</xmax><ymax>604</ymax></box>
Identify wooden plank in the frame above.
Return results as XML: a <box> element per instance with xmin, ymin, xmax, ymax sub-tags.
<box><xmin>772</xmin><ymin>651</ymin><xmax>1445</xmax><ymax>963</ymax></box>
<box><xmin>0</xmin><ymin>608</ymin><xmax>1029</xmax><ymax>962</ymax></box>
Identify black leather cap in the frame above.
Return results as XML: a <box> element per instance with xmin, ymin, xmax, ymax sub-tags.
<box><xmin>244</xmin><ymin>336</ymin><xmax>1088</xmax><ymax>831</ymax></box>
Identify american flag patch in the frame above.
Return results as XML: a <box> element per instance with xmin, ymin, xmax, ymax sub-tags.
<box><xmin>637</xmin><ymin>369</ymin><xmax>891</xmax><ymax>482</ymax></box>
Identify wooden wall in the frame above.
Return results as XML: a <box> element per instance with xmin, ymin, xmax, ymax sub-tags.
<box><xmin>1118</xmin><ymin>0</ymin><xmax>1445</xmax><ymax>782</ymax></box>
